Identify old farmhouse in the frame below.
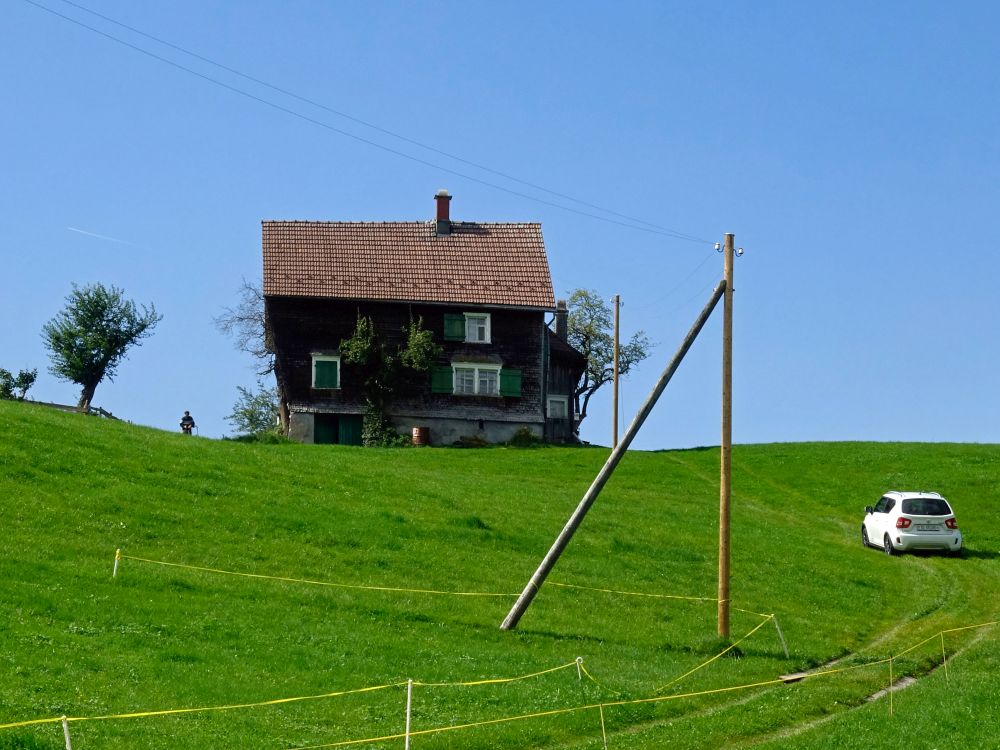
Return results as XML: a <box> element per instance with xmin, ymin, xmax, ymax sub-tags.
<box><xmin>263</xmin><ymin>191</ymin><xmax>585</xmax><ymax>446</ymax></box>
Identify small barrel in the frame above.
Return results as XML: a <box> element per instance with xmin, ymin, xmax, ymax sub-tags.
<box><xmin>411</xmin><ymin>426</ymin><xmax>429</xmax><ymax>446</ymax></box>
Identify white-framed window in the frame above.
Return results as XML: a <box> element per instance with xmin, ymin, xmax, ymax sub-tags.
<box><xmin>547</xmin><ymin>395</ymin><xmax>569</xmax><ymax>419</ymax></box>
<box><xmin>453</xmin><ymin>363</ymin><xmax>501</xmax><ymax>396</ymax></box>
<box><xmin>464</xmin><ymin>313</ymin><xmax>490</xmax><ymax>343</ymax></box>
<box><xmin>311</xmin><ymin>354</ymin><xmax>340</xmax><ymax>389</ymax></box>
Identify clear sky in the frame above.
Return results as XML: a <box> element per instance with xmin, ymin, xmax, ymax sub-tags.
<box><xmin>4</xmin><ymin>1</ymin><xmax>998</xmax><ymax>449</ymax></box>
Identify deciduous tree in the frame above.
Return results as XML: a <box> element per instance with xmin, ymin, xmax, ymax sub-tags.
<box><xmin>225</xmin><ymin>379</ymin><xmax>280</xmax><ymax>438</ymax></box>
<box><xmin>340</xmin><ymin>315</ymin><xmax>442</xmax><ymax>446</ymax></box>
<box><xmin>214</xmin><ymin>279</ymin><xmax>290</xmax><ymax>434</ymax></box>
<box><xmin>0</xmin><ymin>367</ymin><xmax>37</xmax><ymax>401</ymax></box>
<box><xmin>566</xmin><ymin>289</ymin><xmax>651</xmax><ymax>428</ymax></box>
<box><xmin>42</xmin><ymin>283</ymin><xmax>161</xmax><ymax>412</ymax></box>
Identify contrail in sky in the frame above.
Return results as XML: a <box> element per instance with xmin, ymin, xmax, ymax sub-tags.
<box><xmin>67</xmin><ymin>227</ymin><xmax>140</xmax><ymax>246</ymax></box>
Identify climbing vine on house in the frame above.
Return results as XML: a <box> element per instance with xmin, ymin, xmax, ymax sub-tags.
<box><xmin>340</xmin><ymin>316</ymin><xmax>442</xmax><ymax>446</ymax></box>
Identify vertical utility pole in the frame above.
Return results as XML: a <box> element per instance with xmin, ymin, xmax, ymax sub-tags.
<box><xmin>718</xmin><ymin>233</ymin><xmax>735</xmax><ymax>639</ymax></box>
<box><xmin>612</xmin><ymin>294</ymin><xmax>621</xmax><ymax>448</ymax></box>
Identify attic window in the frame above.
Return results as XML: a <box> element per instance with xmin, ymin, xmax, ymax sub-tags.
<box><xmin>465</xmin><ymin>314</ymin><xmax>490</xmax><ymax>343</ymax></box>
<box><xmin>444</xmin><ymin>313</ymin><xmax>491</xmax><ymax>343</ymax></box>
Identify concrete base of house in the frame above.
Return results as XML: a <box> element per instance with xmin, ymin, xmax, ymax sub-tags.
<box><xmin>288</xmin><ymin>412</ymin><xmax>315</xmax><ymax>443</ymax></box>
<box><xmin>390</xmin><ymin>416</ymin><xmax>541</xmax><ymax>447</ymax></box>
<box><xmin>287</xmin><ymin>410</ymin><xmax>542</xmax><ymax>446</ymax></box>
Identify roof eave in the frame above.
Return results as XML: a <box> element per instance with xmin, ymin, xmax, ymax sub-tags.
<box><xmin>263</xmin><ymin>293</ymin><xmax>555</xmax><ymax>313</ymax></box>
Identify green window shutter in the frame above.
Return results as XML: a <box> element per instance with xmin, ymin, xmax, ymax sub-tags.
<box><xmin>431</xmin><ymin>365</ymin><xmax>454</xmax><ymax>393</ymax></box>
<box><xmin>499</xmin><ymin>368</ymin><xmax>522</xmax><ymax>397</ymax></box>
<box><xmin>443</xmin><ymin>314</ymin><xmax>465</xmax><ymax>341</ymax></box>
<box><xmin>314</xmin><ymin>359</ymin><xmax>339</xmax><ymax>389</ymax></box>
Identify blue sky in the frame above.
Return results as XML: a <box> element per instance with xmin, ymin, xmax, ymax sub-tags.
<box><xmin>4</xmin><ymin>1</ymin><xmax>998</xmax><ymax>448</ymax></box>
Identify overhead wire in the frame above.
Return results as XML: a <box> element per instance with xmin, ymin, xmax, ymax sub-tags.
<box><xmin>630</xmin><ymin>249</ymin><xmax>718</xmax><ymax>314</ymax></box>
<box><xmin>22</xmin><ymin>0</ymin><xmax>712</xmax><ymax>245</ymax></box>
<box><xmin>52</xmin><ymin>0</ymin><xmax>708</xmax><ymax>244</ymax></box>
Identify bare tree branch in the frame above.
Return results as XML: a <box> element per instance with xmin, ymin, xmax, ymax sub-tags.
<box><xmin>215</xmin><ymin>278</ymin><xmax>289</xmax><ymax>434</ymax></box>
<box><xmin>213</xmin><ymin>278</ymin><xmax>273</xmax><ymax>376</ymax></box>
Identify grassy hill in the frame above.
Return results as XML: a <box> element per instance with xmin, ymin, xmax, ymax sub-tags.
<box><xmin>1</xmin><ymin>400</ymin><xmax>998</xmax><ymax>749</ymax></box>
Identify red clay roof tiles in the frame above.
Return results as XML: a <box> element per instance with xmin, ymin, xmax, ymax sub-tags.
<box><xmin>262</xmin><ymin>220</ymin><xmax>555</xmax><ymax>309</ymax></box>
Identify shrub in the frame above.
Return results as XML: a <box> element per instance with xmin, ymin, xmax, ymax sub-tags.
<box><xmin>508</xmin><ymin>426</ymin><xmax>542</xmax><ymax>447</ymax></box>
<box><xmin>0</xmin><ymin>368</ymin><xmax>37</xmax><ymax>401</ymax></box>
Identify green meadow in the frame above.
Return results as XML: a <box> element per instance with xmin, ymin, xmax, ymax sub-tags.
<box><xmin>1</xmin><ymin>400</ymin><xmax>998</xmax><ymax>748</ymax></box>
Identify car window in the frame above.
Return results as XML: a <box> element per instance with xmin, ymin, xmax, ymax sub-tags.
<box><xmin>874</xmin><ymin>497</ymin><xmax>890</xmax><ymax>513</ymax></box>
<box><xmin>902</xmin><ymin>498</ymin><xmax>951</xmax><ymax>516</ymax></box>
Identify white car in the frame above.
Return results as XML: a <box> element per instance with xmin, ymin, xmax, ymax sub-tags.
<box><xmin>862</xmin><ymin>491</ymin><xmax>963</xmax><ymax>556</ymax></box>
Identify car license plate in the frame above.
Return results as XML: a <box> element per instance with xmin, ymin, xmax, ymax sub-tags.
<box><xmin>916</xmin><ymin>524</ymin><xmax>938</xmax><ymax>531</ymax></box>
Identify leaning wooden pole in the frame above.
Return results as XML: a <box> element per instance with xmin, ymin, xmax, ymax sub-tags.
<box><xmin>718</xmin><ymin>233</ymin><xmax>735</xmax><ymax>638</ymax></box>
<box><xmin>500</xmin><ymin>280</ymin><xmax>728</xmax><ymax>631</ymax></box>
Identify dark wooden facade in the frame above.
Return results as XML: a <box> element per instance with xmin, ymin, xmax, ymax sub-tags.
<box><xmin>266</xmin><ymin>297</ymin><xmax>580</xmax><ymax>445</ymax></box>
<box><xmin>544</xmin><ymin>330</ymin><xmax>586</xmax><ymax>443</ymax></box>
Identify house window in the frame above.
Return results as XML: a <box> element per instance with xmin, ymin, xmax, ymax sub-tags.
<box><xmin>465</xmin><ymin>313</ymin><xmax>490</xmax><ymax>343</ymax></box>
<box><xmin>478</xmin><ymin>368</ymin><xmax>498</xmax><ymax>395</ymax></box>
<box><xmin>444</xmin><ymin>313</ymin><xmax>491</xmax><ymax>343</ymax></box>
<box><xmin>454</xmin><ymin>367</ymin><xmax>477</xmax><ymax>394</ymax></box>
<box><xmin>431</xmin><ymin>364</ymin><xmax>521</xmax><ymax>397</ymax></box>
<box><xmin>452</xmin><ymin>364</ymin><xmax>500</xmax><ymax>396</ymax></box>
<box><xmin>547</xmin><ymin>395</ymin><xmax>569</xmax><ymax>419</ymax></box>
<box><xmin>311</xmin><ymin>354</ymin><xmax>340</xmax><ymax>389</ymax></box>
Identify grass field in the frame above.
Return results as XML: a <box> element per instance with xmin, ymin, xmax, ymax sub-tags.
<box><xmin>1</xmin><ymin>400</ymin><xmax>998</xmax><ymax>748</ymax></box>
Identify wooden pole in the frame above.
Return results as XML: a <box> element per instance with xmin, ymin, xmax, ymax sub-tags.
<box><xmin>501</xmin><ymin>281</ymin><xmax>727</xmax><ymax>630</ymax></box>
<box><xmin>612</xmin><ymin>294</ymin><xmax>621</xmax><ymax>449</ymax></box>
<box><xmin>718</xmin><ymin>233</ymin><xmax>734</xmax><ymax>639</ymax></box>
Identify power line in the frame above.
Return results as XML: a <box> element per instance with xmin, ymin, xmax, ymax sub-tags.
<box><xmin>631</xmin><ymin>250</ymin><xmax>718</xmax><ymax>314</ymax></box>
<box><xmin>55</xmin><ymin>0</ymin><xmax>708</xmax><ymax>243</ymax></box>
<box><xmin>24</xmin><ymin>0</ymin><xmax>712</xmax><ymax>244</ymax></box>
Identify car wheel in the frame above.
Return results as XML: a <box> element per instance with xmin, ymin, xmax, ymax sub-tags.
<box><xmin>862</xmin><ymin>526</ymin><xmax>870</xmax><ymax>548</ymax></box>
<box><xmin>883</xmin><ymin>534</ymin><xmax>896</xmax><ymax>556</ymax></box>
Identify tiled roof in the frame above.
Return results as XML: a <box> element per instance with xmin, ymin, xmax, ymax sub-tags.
<box><xmin>262</xmin><ymin>220</ymin><xmax>556</xmax><ymax>309</ymax></box>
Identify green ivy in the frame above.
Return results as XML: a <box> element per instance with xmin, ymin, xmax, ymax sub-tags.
<box><xmin>340</xmin><ymin>316</ymin><xmax>443</xmax><ymax>446</ymax></box>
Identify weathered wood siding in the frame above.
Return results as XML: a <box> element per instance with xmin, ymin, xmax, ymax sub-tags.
<box><xmin>266</xmin><ymin>297</ymin><xmax>546</xmax><ymax>425</ymax></box>
<box><xmin>544</xmin><ymin>331</ymin><xmax>585</xmax><ymax>443</ymax></box>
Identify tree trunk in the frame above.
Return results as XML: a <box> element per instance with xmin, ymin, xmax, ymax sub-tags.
<box><xmin>577</xmin><ymin>389</ymin><xmax>597</xmax><ymax>427</ymax></box>
<box><xmin>278</xmin><ymin>396</ymin><xmax>289</xmax><ymax>435</ymax></box>
<box><xmin>77</xmin><ymin>382</ymin><xmax>97</xmax><ymax>413</ymax></box>
<box><xmin>273</xmin><ymin>361</ymin><xmax>290</xmax><ymax>436</ymax></box>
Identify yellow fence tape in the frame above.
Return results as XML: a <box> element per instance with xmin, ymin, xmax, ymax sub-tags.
<box><xmin>546</xmin><ymin>581</ymin><xmax>716</xmax><ymax>603</ymax></box>
<box><xmin>2</xmin><ymin>615</ymin><xmax>995</xmax><ymax>743</ymax></box>
<box><xmin>0</xmin><ymin>683</ymin><xmax>400</xmax><ymax>731</ymax></box>
<box><xmin>117</xmin><ymin>553</ymin><xmax>516</xmax><ymax>598</ymax></box>
<box><xmin>413</xmin><ymin>660</ymin><xmax>579</xmax><ymax>688</ymax></box>
<box><xmin>656</xmin><ymin>614</ymin><xmax>775</xmax><ymax>692</ymax></box>
<box><xmin>6</xmin><ymin>550</ymin><xmax>993</xmax><ymax>746</ymax></box>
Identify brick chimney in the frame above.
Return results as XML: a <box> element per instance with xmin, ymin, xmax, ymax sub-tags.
<box><xmin>555</xmin><ymin>299</ymin><xmax>568</xmax><ymax>340</ymax></box>
<box><xmin>435</xmin><ymin>189</ymin><xmax>452</xmax><ymax>235</ymax></box>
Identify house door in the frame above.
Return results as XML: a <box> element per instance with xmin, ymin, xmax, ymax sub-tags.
<box><xmin>338</xmin><ymin>415</ymin><xmax>363</xmax><ymax>446</ymax></box>
<box><xmin>314</xmin><ymin>414</ymin><xmax>339</xmax><ymax>444</ymax></box>
<box><xmin>314</xmin><ymin>414</ymin><xmax>364</xmax><ymax>446</ymax></box>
